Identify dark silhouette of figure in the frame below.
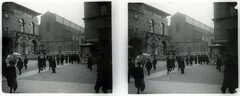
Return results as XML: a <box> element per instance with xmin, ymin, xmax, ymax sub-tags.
<box><xmin>5</xmin><ymin>62</ymin><xmax>17</xmax><ymax>93</ymax></box>
<box><xmin>128</xmin><ymin>59</ymin><xmax>135</xmax><ymax>83</ymax></box>
<box><xmin>16</xmin><ymin>58</ymin><xmax>23</xmax><ymax>75</ymax></box>
<box><xmin>51</xmin><ymin>56</ymin><xmax>57</xmax><ymax>73</ymax></box>
<box><xmin>133</xmin><ymin>63</ymin><xmax>144</xmax><ymax>94</ymax></box>
<box><xmin>152</xmin><ymin>57</ymin><xmax>157</xmax><ymax>70</ymax></box>
<box><xmin>145</xmin><ymin>59</ymin><xmax>152</xmax><ymax>76</ymax></box>
<box><xmin>87</xmin><ymin>55</ymin><xmax>94</xmax><ymax>71</ymax></box>
<box><xmin>221</xmin><ymin>53</ymin><xmax>238</xmax><ymax>93</ymax></box>
<box><xmin>42</xmin><ymin>56</ymin><xmax>47</xmax><ymax>69</ymax></box>
<box><xmin>94</xmin><ymin>52</ymin><xmax>112</xmax><ymax>93</ymax></box>
<box><xmin>216</xmin><ymin>55</ymin><xmax>222</xmax><ymax>72</ymax></box>
<box><xmin>166</xmin><ymin>57</ymin><xmax>172</xmax><ymax>74</ymax></box>
<box><xmin>179</xmin><ymin>57</ymin><xmax>185</xmax><ymax>74</ymax></box>
<box><xmin>23</xmin><ymin>56</ymin><xmax>28</xmax><ymax>70</ymax></box>
<box><xmin>37</xmin><ymin>56</ymin><xmax>43</xmax><ymax>73</ymax></box>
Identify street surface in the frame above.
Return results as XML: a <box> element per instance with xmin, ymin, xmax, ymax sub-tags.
<box><xmin>2</xmin><ymin>60</ymin><xmax>105</xmax><ymax>93</ymax></box>
<box><xmin>128</xmin><ymin>61</ymin><xmax>227</xmax><ymax>94</ymax></box>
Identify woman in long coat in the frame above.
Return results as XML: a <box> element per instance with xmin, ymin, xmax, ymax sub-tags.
<box><xmin>133</xmin><ymin>63</ymin><xmax>144</xmax><ymax>94</ymax></box>
<box><xmin>16</xmin><ymin>58</ymin><xmax>23</xmax><ymax>75</ymax></box>
<box><xmin>6</xmin><ymin>62</ymin><xmax>17</xmax><ymax>93</ymax></box>
<box><xmin>166</xmin><ymin>57</ymin><xmax>172</xmax><ymax>74</ymax></box>
<box><xmin>37</xmin><ymin>56</ymin><xmax>43</xmax><ymax>73</ymax></box>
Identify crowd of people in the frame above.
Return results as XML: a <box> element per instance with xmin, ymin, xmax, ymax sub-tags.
<box><xmin>128</xmin><ymin>53</ymin><xmax>238</xmax><ymax>94</ymax></box>
<box><xmin>2</xmin><ymin>52</ymin><xmax>112</xmax><ymax>93</ymax></box>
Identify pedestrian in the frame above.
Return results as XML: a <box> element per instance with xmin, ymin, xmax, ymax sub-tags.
<box><xmin>141</xmin><ymin>57</ymin><xmax>146</xmax><ymax>67</ymax></box>
<box><xmin>166</xmin><ymin>57</ymin><xmax>172</xmax><ymax>74</ymax></box>
<box><xmin>65</xmin><ymin>54</ymin><xmax>68</xmax><ymax>63</ymax></box>
<box><xmin>206</xmin><ymin>55</ymin><xmax>209</xmax><ymax>65</ymax></box>
<box><xmin>132</xmin><ymin>62</ymin><xmax>144</xmax><ymax>94</ymax></box>
<box><xmin>48</xmin><ymin>55</ymin><xmax>52</xmax><ymax>70</ymax></box>
<box><xmin>221</xmin><ymin>52</ymin><xmax>238</xmax><ymax>93</ymax></box>
<box><xmin>152</xmin><ymin>57</ymin><xmax>157</xmax><ymax>70</ymax></box>
<box><xmin>186</xmin><ymin>56</ymin><xmax>189</xmax><ymax>66</ymax></box>
<box><xmin>87</xmin><ymin>55</ymin><xmax>94</xmax><ymax>71</ymax></box>
<box><xmin>171</xmin><ymin>56</ymin><xmax>175</xmax><ymax>70</ymax></box>
<box><xmin>60</xmin><ymin>55</ymin><xmax>64</xmax><ymax>65</ymax></box>
<box><xmin>177</xmin><ymin>56</ymin><xmax>180</xmax><ymax>70</ymax></box>
<box><xmin>37</xmin><ymin>56</ymin><xmax>43</xmax><ymax>73</ymax></box>
<box><xmin>145</xmin><ymin>58</ymin><xmax>152</xmax><ymax>76</ymax></box>
<box><xmin>23</xmin><ymin>56</ymin><xmax>28</xmax><ymax>70</ymax></box>
<box><xmin>179</xmin><ymin>57</ymin><xmax>185</xmax><ymax>74</ymax></box>
<box><xmin>190</xmin><ymin>55</ymin><xmax>193</xmax><ymax>66</ymax></box>
<box><xmin>216</xmin><ymin>55</ymin><xmax>222</xmax><ymax>72</ymax></box>
<box><xmin>194</xmin><ymin>55</ymin><xmax>197</xmax><ymax>64</ymax></box>
<box><xmin>16</xmin><ymin>58</ymin><xmax>23</xmax><ymax>75</ymax></box>
<box><xmin>57</xmin><ymin>55</ymin><xmax>60</xmax><ymax>65</ymax></box>
<box><xmin>42</xmin><ymin>56</ymin><xmax>47</xmax><ymax>69</ymax></box>
<box><xmin>94</xmin><ymin>52</ymin><xmax>112</xmax><ymax>93</ymax></box>
<box><xmin>51</xmin><ymin>56</ymin><xmax>57</xmax><ymax>73</ymax></box>
<box><xmin>5</xmin><ymin>61</ymin><xmax>17</xmax><ymax>93</ymax></box>
<box><xmin>128</xmin><ymin>58</ymin><xmax>135</xmax><ymax>83</ymax></box>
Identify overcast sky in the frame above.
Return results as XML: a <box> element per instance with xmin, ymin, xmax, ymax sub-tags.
<box><xmin>9</xmin><ymin>0</ymin><xmax>237</xmax><ymax>28</ymax></box>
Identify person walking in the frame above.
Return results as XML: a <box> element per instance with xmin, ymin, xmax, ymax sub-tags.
<box><xmin>60</xmin><ymin>55</ymin><xmax>64</xmax><ymax>65</ymax></box>
<box><xmin>5</xmin><ymin>61</ymin><xmax>17</xmax><ymax>93</ymax></box>
<box><xmin>42</xmin><ymin>56</ymin><xmax>47</xmax><ymax>69</ymax></box>
<box><xmin>194</xmin><ymin>55</ymin><xmax>197</xmax><ymax>64</ymax></box>
<box><xmin>65</xmin><ymin>54</ymin><xmax>68</xmax><ymax>63</ymax></box>
<box><xmin>152</xmin><ymin>57</ymin><xmax>157</xmax><ymax>70</ymax></box>
<box><xmin>37</xmin><ymin>56</ymin><xmax>43</xmax><ymax>73</ymax></box>
<box><xmin>87</xmin><ymin>55</ymin><xmax>94</xmax><ymax>71</ymax></box>
<box><xmin>221</xmin><ymin>53</ymin><xmax>238</xmax><ymax>93</ymax></box>
<box><xmin>171</xmin><ymin>56</ymin><xmax>175</xmax><ymax>70</ymax></box>
<box><xmin>133</xmin><ymin>62</ymin><xmax>144</xmax><ymax>94</ymax></box>
<box><xmin>23</xmin><ymin>56</ymin><xmax>28</xmax><ymax>70</ymax></box>
<box><xmin>166</xmin><ymin>57</ymin><xmax>172</xmax><ymax>74</ymax></box>
<box><xmin>128</xmin><ymin>58</ymin><xmax>135</xmax><ymax>83</ymax></box>
<box><xmin>145</xmin><ymin>58</ymin><xmax>152</xmax><ymax>76</ymax></box>
<box><xmin>51</xmin><ymin>56</ymin><xmax>57</xmax><ymax>73</ymax></box>
<box><xmin>179</xmin><ymin>57</ymin><xmax>185</xmax><ymax>74</ymax></box>
<box><xmin>186</xmin><ymin>56</ymin><xmax>189</xmax><ymax>66</ymax></box>
<box><xmin>216</xmin><ymin>55</ymin><xmax>222</xmax><ymax>72</ymax></box>
<box><xmin>57</xmin><ymin>55</ymin><xmax>60</xmax><ymax>65</ymax></box>
<box><xmin>48</xmin><ymin>55</ymin><xmax>52</xmax><ymax>70</ymax></box>
<box><xmin>16</xmin><ymin>58</ymin><xmax>23</xmax><ymax>75</ymax></box>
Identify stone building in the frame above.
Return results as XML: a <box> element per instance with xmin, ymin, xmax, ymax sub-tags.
<box><xmin>169</xmin><ymin>12</ymin><xmax>214</xmax><ymax>55</ymax></box>
<box><xmin>83</xmin><ymin>2</ymin><xmax>112</xmax><ymax>60</ymax></box>
<box><xmin>212</xmin><ymin>2</ymin><xmax>238</xmax><ymax>61</ymax></box>
<box><xmin>39</xmin><ymin>11</ymin><xmax>85</xmax><ymax>55</ymax></box>
<box><xmin>2</xmin><ymin>2</ymin><xmax>42</xmax><ymax>57</ymax></box>
<box><xmin>128</xmin><ymin>3</ymin><xmax>172</xmax><ymax>58</ymax></box>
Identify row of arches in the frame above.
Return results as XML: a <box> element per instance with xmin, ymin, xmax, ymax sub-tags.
<box><xmin>149</xmin><ymin>19</ymin><xmax>165</xmax><ymax>35</ymax></box>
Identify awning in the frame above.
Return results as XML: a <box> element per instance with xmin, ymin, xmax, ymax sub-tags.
<box><xmin>79</xmin><ymin>43</ymin><xmax>97</xmax><ymax>47</ymax></box>
<box><xmin>208</xmin><ymin>43</ymin><xmax>225</xmax><ymax>47</ymax></box>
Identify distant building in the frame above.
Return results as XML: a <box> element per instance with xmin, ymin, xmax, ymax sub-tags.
<box><xmin>83</xmin><ymin>2</ymin><xmax>112</xmax><ymax>60</ymax></box>
<box><xmin>128</xmin><ymin>3</ymin><xmax>172</xmax><ymax>58</ymax></box>
<box><xmin>2</xmin><ymin>2</ymin><xmax>42</xmax><ymax>57</ymax></box>
<box><xmin>212</xmin><ymin>2</ymin><xmax>238</xmax><ymax>61</ymax></box>
<box><xmin>169</xmin><ymin>12</ymin><xmax>214</xmax><ymax>55</ymax></box>
<box><xmin>39</xmin><ymin>11</ymin><xmax>85</xmax><ymax>55</ymax></box>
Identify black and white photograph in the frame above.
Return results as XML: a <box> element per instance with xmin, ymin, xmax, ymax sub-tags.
<box><xmin>128</xmin><ymin>2</ymin><xmax>238</xmax><ymax>94</ymax></box>
<box><xmin>2</xmin><ymin>1</ymin><xmax>112</xmax><ymax>93</ymax></box>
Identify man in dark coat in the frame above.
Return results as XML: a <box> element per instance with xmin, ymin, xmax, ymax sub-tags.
<box><xmin>60</xmin><ymin>55</ymin><xmax>64</xmax><ymax>65</ymax></box>
<box><xmin>189</xmin><ymin>55</ymin><xmax>193</xmax><ymax>66</ymax></box>
<box><xmin>37</xmin><ymin>56</ymin><xmax>43</xmax><ymax>73</ymax></box>
<box><xmin>166</xmin><ymin>57</ymin><xmax>172</xmax><ymax>74</ymax></box>
<box><xmin>76</xmin><ymin>54</ymin><xmax>80</xmax><ymax>64</ymax></box>
<box><xmin>23</xmin><ymin>56</ymin><xmax>28</xmax><ymax>70</ymax></box>
<box><xmin>65</xmin><ymin>54</ymin><xmax>68</xmax><ymax>63</ymax></box>
<box><xmin>94</xmin><ymin>52</ymin><xmax>112</xmax><ymax>93</ymax></box>
<box><xmin>171</xmin><ymin>56</ymin><xmax>175</xmax><ymax>70</ymax></box>
<box><xmin>186</xmin><ymin>56</ymin><xmax>189</xmax><ymax>66</ymax></box>
<box><xmin>87</xmin><ymin>55</ymin><xmax>94</xmax><ymax>71</ymax></box>
<box><xmin>216</xmin><ymin>55</ymin><xmax>222</xmax><ymax>72</ymax></box>
<box><xmin>179</xmin><ymin>57</ymin><xmax>185</xmax><ymax>74</ymax></box>
<box><xmin>128</xmin><ymin>59</ymin><xmax>135</xmax><ymax>83</ymax></box>
<box><xmin>42</xmin><ymin>56</ymin><xmax>47</xmax><ymax>69</ymax></box>
<box><xmin>194</xmin><ymin>55</ymin><xmax>197</xmax><ymax>64</ymax></box>
<box><xmin>145</xmin><ymin>59</ymin><xmax>152</xmax><ymax>76</ymax></box>
<box><xmin>133</xmin><ymin>62</ymin><xmax>144</xmax><ymax>94</ymax></box>
<box><xmin>221</xmin><ymin>53</ymin><xmax>238</xmax><ymax>93</ymax></box>
<box><xmin>152</xmin><ymin>57</ymin><xmax>157</xmax><ymax>70</ymax></box>
<box><xmin>6</xmin><ymin>62</ymin><xmax>17</xmax><ymax>93</ymax></box>
<box><xmin>51</xmin><ymin>56</ymin><xmax>57</xmax><ymax>73</ymax></box>
<box><xmin>16</xmin><ymin>58</ymin><xmax>23</xmax><ymax>75</ymax></box>
<box><xmin>57</xmin><ymin>55</ymin><xmax>60</xmax><ymax>65</ymax></box>
<box><xmin>206</xmin><ymin>55</ymin><xmax>209</xmax><ymax>65</ymax></box>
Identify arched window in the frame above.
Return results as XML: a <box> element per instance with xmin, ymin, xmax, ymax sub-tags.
<box><xmin>149</xmin><ymin>20</ymin><xmax>154</xmax><ymax>33</ymax></box>
<box><xmin>160</xmin><ymin>23</ymin><xmax>164</xmax><ymax>35</ymax></box>
<box><xmin>19</xmin><ymin>19</ymin><xmax>24</xmax><ymax>32</ymax></box>
<box><xmin>30</xmin><ymin>22</ymin><xmax>35</xmax><ymax>34</ymax></box>
<box><xmin>176</xmin><ymin>22</ymin><xmax>180</xmax><ymax>32</ymax></box>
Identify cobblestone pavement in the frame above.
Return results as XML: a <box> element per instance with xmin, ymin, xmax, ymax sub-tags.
<box><xmin>128</xmin><ymin>63</ymin><xmax>227</xmax><ymax>94</ymax></box>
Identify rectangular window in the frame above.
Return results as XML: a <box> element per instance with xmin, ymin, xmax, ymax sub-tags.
<box><xmin>100</xmin><ymin>4</ymin><xmax>107</xmax><ymax>15</ymax></box>
<box><xmin>230</xmin><ymin>5</ymin><xmax>237</xmax><ymax>16</ymax></box>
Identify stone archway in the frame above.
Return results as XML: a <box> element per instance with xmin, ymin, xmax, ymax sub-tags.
<box><xmin>129</xmin><ymin>37</ymin><xmax>143</xmax><ymax>58</ymax></box>
<box><xmin>2</xmin><ymin>37</ymin><xmax>14</xmax><ymax>57</ymax></box>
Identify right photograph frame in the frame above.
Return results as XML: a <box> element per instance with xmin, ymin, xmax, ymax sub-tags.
<box><xmin>128</xmin><ymin>2</ymin><xmax>238</xmax><ymax>94</ymax></box>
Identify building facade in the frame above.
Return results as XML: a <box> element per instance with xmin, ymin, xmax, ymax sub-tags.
<box><xmin>212</xmin><ymin>2</ymin><xmax>238</xmax><ymax>61</ymax></box>
<box><xmin>83</xmin><ymin>2</ymin><xmax>112</xmax><ymax>60</ymax></box>
<box><xmin>128</xmin><ymin>3</ymin><xmax>172</xmax><ymax>58</ymax></box>
<box><xmin>39</xmin><ymin>11</ymin><xmax>85</xmax><ymax>55</ymax></box>
<box><xmin>2</xmin><ymin>2</ymin><xmax>42</xmax><ymax>57</ymax></box>
<box><xmin>169</xmin><ymin>12</ymin><xmax>214</xmax><ymax>55</ymax></box>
